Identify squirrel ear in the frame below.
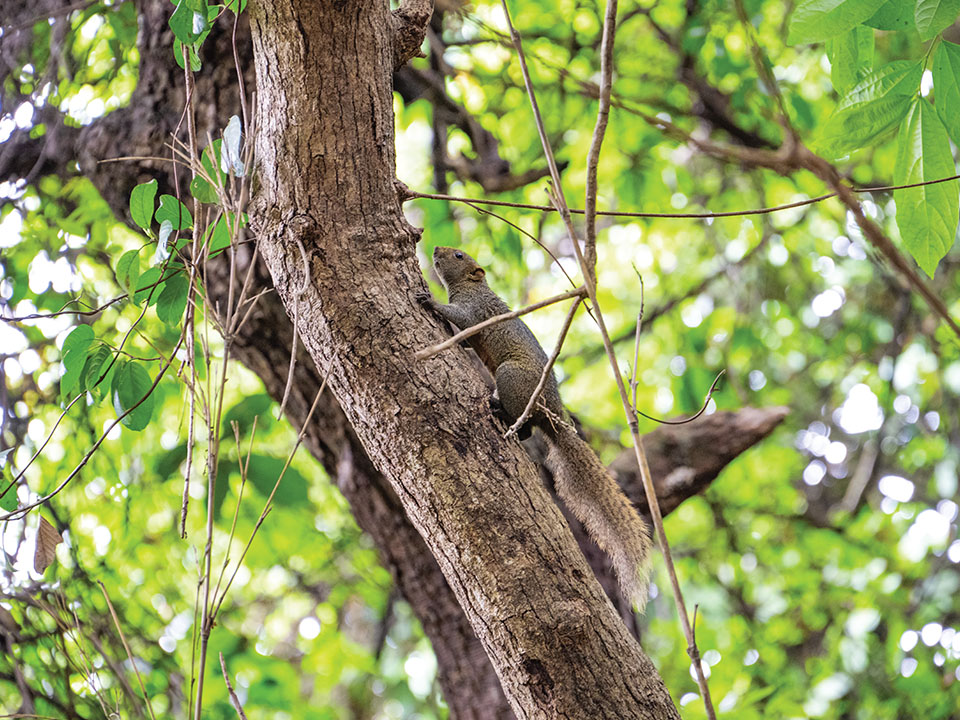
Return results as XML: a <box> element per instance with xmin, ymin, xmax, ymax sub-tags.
<box><xmin>470</xmin><ymin>267</ymin><xmax>486</xmax><ymax>280</ymax></box>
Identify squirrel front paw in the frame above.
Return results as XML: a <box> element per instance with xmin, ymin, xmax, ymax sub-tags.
<box><xmin>416</xmin><ymin>291</ymin><xmax>441</xmax><ymax>316</ymax></box>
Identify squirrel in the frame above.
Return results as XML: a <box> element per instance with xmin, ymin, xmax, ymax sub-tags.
<box><xmin>418</xmin><ymin>246</ymin><xmax>652</xmax><ymax>611</ymax></box>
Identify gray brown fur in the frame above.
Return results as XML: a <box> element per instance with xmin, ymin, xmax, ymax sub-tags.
<box><xmin>420</xmin><ymin>246</ymin><xmax>652</xmax><ymax>611</ymax></box>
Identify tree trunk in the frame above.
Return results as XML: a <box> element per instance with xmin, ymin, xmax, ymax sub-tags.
<box><xmin>246</xmin><ymin>0</ymin><xmax>680</xmax><ymax>716</ymax></box>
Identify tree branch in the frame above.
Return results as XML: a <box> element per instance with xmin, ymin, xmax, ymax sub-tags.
<box><xmin>393</xmin><ymin>0</ymin><xmax>433</xmax><ymax>69</ymax></box>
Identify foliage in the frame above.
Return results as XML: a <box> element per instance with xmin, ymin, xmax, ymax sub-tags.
<box><xmin>1</xmin><ymin>0</ymin><xmax>960</xmax><ymax>717</ymax></box>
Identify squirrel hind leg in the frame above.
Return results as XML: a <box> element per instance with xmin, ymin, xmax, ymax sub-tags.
<box><xmin>488</xmin><ymin>392</ymin><xmax>533</xmax><ymax>439</ymax></box>
<box><xmin>494</xmin><ymin>362</ymin><xmax>545</xmax><ymax>422</ymax></box>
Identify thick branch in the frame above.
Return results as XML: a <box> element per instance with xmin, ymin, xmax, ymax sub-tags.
<box><xmin>393</xmin><ymin>0</ymin><xmax>433</xmax><ymax>69</ymax></box>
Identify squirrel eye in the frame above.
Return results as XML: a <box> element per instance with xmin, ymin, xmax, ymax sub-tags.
<box><xmin>455</xmin><ymin>251</ymin><xmax>463</xmax><ymax>259</ymax></box>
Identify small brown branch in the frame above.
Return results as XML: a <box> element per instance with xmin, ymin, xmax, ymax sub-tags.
<box><xmin>393</xmin><ymin>0</ymin><xmax>433</xmax><ymax>69</ymax></box>
<box><xmin>629</xmin><ymin>270</ymin><xmax>644</xmax><ymax>413</ymax></box>
<box><xmin>838</xmin><ymin>437</ymin><xmax>879</xmax><ymax>514</ymax></box>
<box><xmin>635</xmin><ymin>370</ymin><xmax>725</xmax><ymax>426</ymax></box>
<box><xmin>1</xmin><ymin>0</ymin><xmax>99</xmax><ymax>34</ymax></box>
<box><xmin>219</xmin><ymin>653</ymin><xmax>248</xmax><ymax>720</ymax></box>
<box><xmin>97</xmin><ymin>582</ymin><xmax>157</xmax><ymax>720</ymax></box>
<box><xmin>0</xmin><ymin>393</ymin><xmax>84</xmax><ymax>504</ymax></box>
<box><xmin>582</xmin><ymin>0</ymin><xmax>618</xmax><ymax>272</ymax></box>
<box><xmin>1</xmin><ymin>294</ymin><xmax>126</xmax><ymax>323</ymax></box>
<box><xmin>406</xmin><ymin>170</ymin><xmax>960</xmax><ymax>221</ymax></box>
<box><xmin>415</xmin><ymin>286</ymin><xmax>586</xmax><ymax>360</ymax></box>
<box><xmin>499</xmin><ymin>2</ymin><xmax>577</xmax><ymax>237</ymax></box>
<box><xmin>505</xmin><ymin>296</ymin><xmax>583</xmax><ymax>437</ymax></box>
<box><xmin>211</xmin><ymin>380</ymin><xmax>328</xmax><ymax>621</ymax></box>
<box><xmin>276</xmin><ymin>237</ymin><xmax>310</xmax><ymax>419</ymax></box>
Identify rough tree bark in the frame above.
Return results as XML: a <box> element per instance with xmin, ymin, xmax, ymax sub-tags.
<box><xmin>0</xmin><ymin>0</ymin><xmax>789</xmax><ymax>716</ymax></box>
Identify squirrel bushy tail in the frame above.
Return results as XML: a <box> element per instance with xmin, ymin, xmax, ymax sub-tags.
<box><xmin>545</xmin><ymin>424</ymin><xmax>652</xmax><ymax>611</ymax></box>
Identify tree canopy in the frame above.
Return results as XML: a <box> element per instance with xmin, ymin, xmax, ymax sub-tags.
<box><xmin>1</xmin><ymin>0</ymin><xmax>959</xmax><ymax>717</ymax></box>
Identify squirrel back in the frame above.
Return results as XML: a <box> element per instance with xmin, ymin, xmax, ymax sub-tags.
<box><xmin>421</xmin><ymin>246</ymin><xmax>652</xmax><ymax>611</ymax></box>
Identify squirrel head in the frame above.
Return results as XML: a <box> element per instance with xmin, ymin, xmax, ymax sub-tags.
<box><xmin>432</xmin><ymin>246</ymin><xmax>486</xmax><ymax>289</ymax></box>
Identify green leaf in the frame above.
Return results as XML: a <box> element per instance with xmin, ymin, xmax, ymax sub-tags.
<box><xmin>156</xmin><ymin>273</ymin><xmax>190</xmax><ymax>326</ymax></box>
<box><xmin>827</xmin><ymin>25</ymin><xmax>874</xmax><ymax>93</ymax></box>
<box><xmin>915</xmin><ymin>0</ymin><xmax>960</xmax><ymax>41</ymax></box>
<box><xmin>189</xmin><ymin>174</ymin><xmax>217</xmax><ymax>203</ymax></box>
<box><xmin>111</xmin><ymin>361</ymin><xmax>155</xmax><ymax>432</ymax></box>
<box><xmin>201</xmin><ymin>140</ymin><xmax>227</xmax><ymax>186</ymax></box>
<box><xmin>116</xmin><ymin>249</ymin><xmax>141</xmax><ymax>295</ymax></box>
<box><xmin>933</xmin><ymin>40</ymin><xmax>960</xmax><ymax>145</ymax></box>
<box><xmin>173</xmin><ymin>39</ymin><xmax>201</xmax><ymax>71</ymax></box>
<box><xmin>209</xmin><ymin>214</ymin><xmax>232</xmax><ymax>253</ymax></box>
<box><xmin>788</xmin><ymin>0</ymin><xmax>882</xmax><ymax>44</ymax></box>
<box><xmin>62</xmin><ymin>324</ymin><xmax>95</xmax><ymax>356</ymax></box>
<box><xmin>168</xmin><ymin>0</ymin><xmax>204</xmax><ymax>43</ymax></box>
<box><xmin>60</xmin><ymin>326</ymin><xmax>95</xmax><ymax>397</ymax></box>
<box><xmin>134</xmin><ymin>267</ymin><xmax>163</xmax><ymax>305</ymax></box>
<box><xmin>865</xmin><ymin>0</ymin><xmax>915</xmax><ymax>29</ymax></box>
<box><xmin>0</xmin><ymin>469</ymin><xmax>17</xmax><ymax>512</ymax></box>
<box><xmin>60</xmin><ymin>351</ymin><xmax>85</xmax><ymax>398</ymax></box>
<box><xmin>155</xmin><ymin>195</ymin><xmax>193</xmax><ymax>230</ymax></box>
<box><xmin>225</xmin><ymin>0</ymin><xmax>247</xmax><ymax>14</ymax></box>
<box><xmin>156</xmin><ymin>443</ymin><xmax>188</xmax><ymax>480</ymax></box>
<box><xmin>221</xmin><ymin>393</ymin><xmax>273</xmax><ymax>438</ymax></box>
<box><xmin>211</xmin><ymin>461</ymin><xmax>233</xmax><ymax>517</ymax></box>
<box><xmin>80</xmin><ymin>344</ymin><xmax>112</xmax><ymax>394</ymax></box>
<box><xmin>894</xmin><ymin>99</ymin><xmax>960</xmax><ymax>276</ymax></box>
<box><xmin>129</xmin><ymin>179</ymin><xmax>157</xmax><ymax>232</ymax></box>
<box><xmin>814</xmin><ymin>61</ymin><xmax>922</xmax><ymax>158</ymax></box>
<box><xmin>193</xmin><ymin>340</ymin><xmax>207</xmax><ymax>381</ymax></box>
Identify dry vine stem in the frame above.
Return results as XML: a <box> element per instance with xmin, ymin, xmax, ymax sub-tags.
<box><xmin>409</xmin><ymin>170</ymin><xmax>960</xmax><ymax>220</ymax></box>
<box><xmin>500</xmin><ymin>0</ymin><xmax>718</xmax><ymax>716</ymax></box>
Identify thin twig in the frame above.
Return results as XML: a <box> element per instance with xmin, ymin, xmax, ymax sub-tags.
<box><xmin>97</xmin><ymin>582</ymin><xmax>158</xmax><ymax>720</ymax></box>
<box><xmin>801</xmin><ymin>148</ymin><xmax>960</xmax><ymax>339</ymax></box>
<box><xmin>504</xmin><ymin>295</ymin><xmax>582</xmax><ymax>437</ymax></box>
<box><xmin>635</xmin><ymin>370</ymin><xmax>725</xmax><ymax>426</ymax></box>
<box><xmin>2</xmin><ymin>0</ymin><xmax>99</xmax><ymax>34</ymax></box>
<box><xmin>0</xmin><ymin>294</ymin><xmax>126</xmax><ymax>323</ymax></box>
<box><xmin>211</xmin><ymin>418</ymin><xmax>257</xmax><ymax>607</ymax></box>
<box><xmin>277</xmin><ymin>237</ymin><xmax>310</xmax><ymax>419</ymax></box>
<box><xmin>406</xmin><ymin>172</ymin><xmax>960</xmax><ymax>221</ymax></box>
<box><xmin>415</xmin><ymin>286</ymin><xmax>586</xmax><ymax>360</ymax></box>
<box><xmin>582</xmin><ymin>0</ymin><xmax>618</xmax><ymax>272</ymax></box>
<box><xmin>733</xmin><ymin>0</ymin><xmax>794</xmax><ymax>140</ymax></box>
<box><xmin>629</xmin><ymin>270</ymin><xmax>644</xmax><ymax>414</ymax></box>
<box><xmin>219</xmin><ymin>653</ymin><xmax>248</xmax><ymax>720</ymax></box>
